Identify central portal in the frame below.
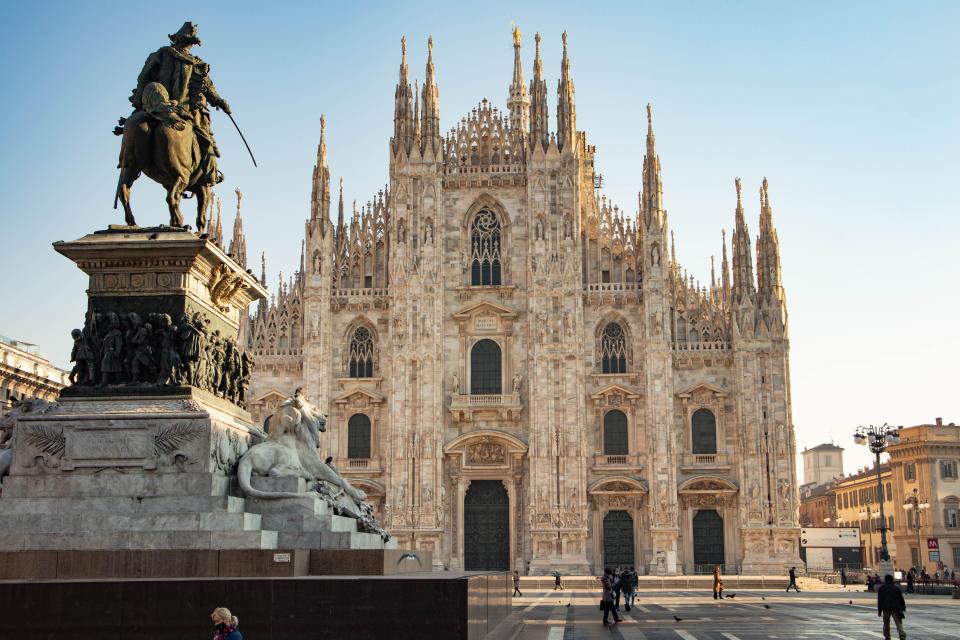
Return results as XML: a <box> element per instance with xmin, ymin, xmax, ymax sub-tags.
<box><xmin>464</xmin><ymin>480</ymin><xmax>510</xmax><ymax>570</ymax></box>
<box><xmin>603</xmin><ymin>510</ymin><xmax>635</xmax><ymax>568</ymax></box>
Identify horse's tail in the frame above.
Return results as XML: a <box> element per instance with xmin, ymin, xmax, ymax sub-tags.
<box><xmin>113</xmin><ymin>169</ymin><xmax>123</xmax><ymax>210</ymax></box>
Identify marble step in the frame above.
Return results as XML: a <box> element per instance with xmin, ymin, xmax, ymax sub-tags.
<box><xmin>0</xmin><ymin>472</ymin><xmax>229</xmax><ymax>499</ymax></box>
<box><xmin>276</xmin><ymin>530</ymin><xmax>388</xmax><ymax>550</ymax></box>
<box><xmin>260</xmin><ymin>513</ymin><xmax>357</xmax><ymax>534</ymax></box>
<box><xmin>0</xmin><ymin>495</ymin><xmax>248</xmax><ymax>516</ymax></box>
<box><xmin>7</xmin><ymin>529</ymin><xmax>279</xmax><ymax>551</ymax></box>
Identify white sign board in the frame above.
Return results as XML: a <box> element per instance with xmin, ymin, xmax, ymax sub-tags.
<box><xmin>800</xmin><ymin>527</ymin><xmax>860</xmax><ymax>548</ymax></box>
<box><xmin>804</xmin><ymin>547</ymin><xmax>834</xmax><ymax>570</ymax></box>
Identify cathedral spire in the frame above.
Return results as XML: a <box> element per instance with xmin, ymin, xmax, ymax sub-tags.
<box><xmin>336</xmin><ymin>177</ymin><xmax>345</xmax><ymax>243</ymax></box>
<box><xmin>392</xmin><ymin>36</ymin><xmax>414</xmax><ymax>156</ymax></box>
<box><xmin>721</xmin><ymin>228</ymin><xmax>731</xmax><ymax>305</ymax></box>
<box><xmin>414</xmin><ymin>79</ymin><xmax>421</xmax><ymax>146</ymax></box>
<box><xmin>507</xmin><ymin>25</ymin><xmax>530</xmax><ymax>132</ymax></box>
<box><xmin>420</xmin><ymin>36</ymin><xmax>441</xmax><ymax>155</ymax></box>
<box><xmin>529</xmin><ymin>31</ymin><xmax>549</xmax><ymax>152</ymax></box>
<box><xmin>641</xmin><ymin>104</ymin><xmax>665</xmax><ymax>228</ymax></box>
<box><xmin>556</xmin><ymin>31</ymin><xmax>576</xmax><ymax>151</ymax></box>
<box><xmin>213</xmin><ymin>196</ymin><xmax>223</xmax><ymax>247</ymax></box>
<box><xmin>731</xmin><ymin>177</ymin><xmax>756</xmax><ymax>305</ymax></box>
<box><xmin>756</xmin><ymin>177</ymin><xmax>784</xmax><ymax>303</ymax></box>
<box><xmin>310</xmin><ymin>115</ymin><xmax>331</xmax><ymax>225</ymax></box>
<box><xmin>229</xmin><ymin>187</ymin><xmax>247</xmax><ymax>268</ymax></box>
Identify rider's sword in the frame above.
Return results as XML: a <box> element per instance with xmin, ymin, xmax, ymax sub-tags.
<box><xmin>225</xmin><ymin>111</ymin><xmax>257</xmax><ymax>167</ymax></box>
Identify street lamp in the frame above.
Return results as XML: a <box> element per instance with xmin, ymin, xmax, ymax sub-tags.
<box><xmin>902</xmin><ymin>487</ymin><xmax>930</xmax><ymax>572</ymax></box>
<box><xmin>853</xmin><ymin>424</ymin><xmax>901</xmax><ymax>576</ymax></box>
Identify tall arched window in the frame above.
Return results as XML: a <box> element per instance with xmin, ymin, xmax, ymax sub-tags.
<box><xmin>470</xmin><ymin>209</ymin><xmax>502</xmax><ymax>286</ymax></box>
<box><xmin>347</xmin><ymin>413</ymin><xmax>371</xmax><ymax>459</ymax></box>
<box><xmin>692</xmin><ymin>408</ymin><xmax>717</xmax><ymax>454</ymax></box>
<box><xmin>348</xmin><ymin>326</ymin><xmax>374</xmax><ymax>378</ymax></box>
<box><xmin>600</xmin><ymin>322</ymin><xmax>627</xmax><ymax>374</ymax></box>
<box><xmin>603</xmin><ymin>410</ymin><xmax>629</xmax><ymax>455</ymax></box>
<box><xmin>470</xmin><ymin>339</ymin><xmax>502</xmax><ymax>394</ymax></box>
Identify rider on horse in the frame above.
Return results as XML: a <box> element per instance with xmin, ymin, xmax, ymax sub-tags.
<box><xmin>118</xmin><ymin>22</ymin><xmax>229</xmax><ymax>190</ymax></box>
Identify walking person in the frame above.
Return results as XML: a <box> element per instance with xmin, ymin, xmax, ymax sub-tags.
<box><xmin>612</xmin><ymin>566</ymin><xmax>622</xmax><ymax>611</ymax></box>
<box><xmin>786</xmin><ymin>566</ymin><xmax>801</xmax><ymax>592</ymax></box>
<box><xmin>840</xmin><ymin>568</ymin><xmax>847</xmax><ymax>587</ymax></box>
<box><xmin>906</xmin><ymin>569</ymin><xmax>914</xmax><ymax>593</ymax></box>
<box><xmin>713</xmin><ymin>566</ymin><xmax>724</xmax><ymax>600</ymax></box>
<box><xmin>512</xmin><ymin>570</ymin><xmax>522</xmax><ymax>597</ymax></box>
<box><xmin>211</xmin><ymin>607</ymin><xmax>242</xmax><ymax>640</ymax></box>
<box><xmin>621</xmin><ymin>566</ymin><xmax>636</xmax><ymax>611</ymax></box>
<box><xmin>877</xmin><ymin>574</ymin><xmax>907</xmax><ymax>640</ymax></box>
<box><xmin>600</xmin><ymin>568</ymin><xmax>623</xmax><ymax>626</ymax></box>
<box><xmin>553</xmin><ymin>570</ymin><xmax>564</xmax><ymax>591</ymax></box>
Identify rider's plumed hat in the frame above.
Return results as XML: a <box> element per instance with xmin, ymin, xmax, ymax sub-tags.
<box><xmin>168</xmin><ymin>22</ymin><xmax>202</xmax><ymax>46</ymax></box>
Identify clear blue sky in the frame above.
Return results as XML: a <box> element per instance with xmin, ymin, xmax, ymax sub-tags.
<box><xmin>1</xmin><ymin>1</ymin><xmax>957</xmax><ymax>475</ymax></box>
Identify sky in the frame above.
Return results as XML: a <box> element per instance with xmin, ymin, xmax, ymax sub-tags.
<box><xmin>0</xmin><ymin>1</ymin><xmax>957</xmax><ymax>476</ymax></box>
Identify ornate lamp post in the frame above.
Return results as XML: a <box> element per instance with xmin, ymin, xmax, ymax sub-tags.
<box><xmin>902</xmin><ymin>487</ymin><xmax>929</xmax><ymax>572</ymax></box>
<box><xmin>853</xmin><ymin>424</ymin><xmax>901</xmax><ymax>576</ymax></box>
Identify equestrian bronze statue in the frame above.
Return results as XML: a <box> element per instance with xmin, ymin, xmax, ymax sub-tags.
<box><xmin>114</xmin><ymin>22</ymin><xmax>240</xmax><ymax>233</ymax></box>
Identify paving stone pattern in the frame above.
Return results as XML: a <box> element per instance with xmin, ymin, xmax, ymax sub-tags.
<box><xmin>512</xmin><ymin>588</ymin><xmax>960</xmax><ymax>639</ymax></box>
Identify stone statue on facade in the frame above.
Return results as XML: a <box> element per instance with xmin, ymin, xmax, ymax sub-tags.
<box><xmin>236</xmin><ymin>389</ymin><xmax>389</xmax><ymax>540</ymax></box>
<box><xmin>114</xmin><ymin>22</ymin><xmax>232</xmax><ymax>233</ymax></box>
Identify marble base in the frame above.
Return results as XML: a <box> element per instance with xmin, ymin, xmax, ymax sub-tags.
<box><xmin>0</xmin><ymin>393</ymin><xmax>392</xmax><ymax>553</ymax></box>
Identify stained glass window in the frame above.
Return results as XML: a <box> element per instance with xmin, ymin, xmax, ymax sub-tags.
<box><xmin>600</xmin><ymin>322</ymin><xmax>627</xmax><ymax>373</ymax></box>
<box><xmin>348</xmin><ymin>326</ymin><xmax>374</xmax><ymax>378</ymax></box>
<box><xmin>470</xmin><ymin>210</ymin><xmax>502</xmax><ymax>286</ymax></box>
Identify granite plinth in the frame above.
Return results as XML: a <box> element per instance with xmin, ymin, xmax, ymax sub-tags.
<box><xmin>53</xmin><ymin>227</ymin><xmax>267</xmax><ymax>338</ymax></box>
<box><xmin>0</xmin><ymin>572</ymin><xmax>511</xmax><ymax>640</ymax></box>
<box><xmin>0</xmin><ymin>549</ymin><xmax>430</xmax><ymax>580</ymax></box>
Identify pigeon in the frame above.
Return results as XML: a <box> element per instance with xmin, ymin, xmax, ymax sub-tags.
<box><xmin>673</xmin><ymin>616</ymin><xmax>682</xmax><ymax>622</ymax></box>
<box><xmin>148</xmin><ymin>232</ymin><xmax>159</xmax><ymax>240</ymax></box>
<box><xmin>848</xmin><ymin>600</ymin><xmax>853</xmax><ymax>605</ymax></box>
<box><xmin>566</xmin><ymin>603</ymin><xmax>570</xmax><ymax>608</ymax></box>
<box><xmin>764</xmin><ymin>604</ymin><xmax>771</xmax><ymax>609</ymax></box>
<box><xmin>396</xmin><ymin>552</ymin><xmax>422</xmax><ymax>567</ymax></box>
<box><xmin>761</xmin><ymin>596</ymin><xmax>766</xmax><ymax>600</ymax></box>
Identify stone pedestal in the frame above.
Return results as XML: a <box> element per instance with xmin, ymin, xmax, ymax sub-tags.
<box><xmin>0</xmin><ymin>228</ymin><xmax>393</xmax><ymax>555</ymax></box>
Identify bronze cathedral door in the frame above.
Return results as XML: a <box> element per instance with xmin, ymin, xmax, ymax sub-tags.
<box><xmin>464</xmin><ymin>480</ymin><xmax>510</xmax><ymax>570</ymax></box>
<box><xmin>603</xmin><ymin>510</ymin><xmax>635</xmax><ymax>568</ymax></box>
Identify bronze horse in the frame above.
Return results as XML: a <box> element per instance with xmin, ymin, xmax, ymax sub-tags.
<box><xmin>115</xmin><ymin>82</ymin><xmax>217</xmax><ymax>233</ymax></box>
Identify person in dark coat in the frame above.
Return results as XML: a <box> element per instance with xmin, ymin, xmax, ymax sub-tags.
<box><xmin>840</xmin><ymin>568</ymin><xmax>847</xmax><ymax>587</ymax></box>
<box><xmin>621</xmin><ymin>566</ymin><xmax>637</xmax><ymax>611</ymax></box>
<box><xmin>786</xmin><ymin>566</ymin><xmax>801</xmax><ymax>592</ymax></box>
<box><xmin>600</xmin><ymin>568</ymin><xmax>623</xmax><ymax>626</ymax></box>
<box><xmin>905</xmin><ymin>569</ymin><xmax>914</xmax><ymax>593</ymax></box>
<box><xmin>513</xmin><ymin>570</ymin><xmax>522</xmax><ymax>597</ymax></box>
<box><xmin>877</xmin><ymin>574</ymin><xmax>906</xmax><ymax>640</ymax></box>
<box><xmin>211</xmin><ymin>607</ymin><xmax>242</xmax><ymax>640</ymax></box>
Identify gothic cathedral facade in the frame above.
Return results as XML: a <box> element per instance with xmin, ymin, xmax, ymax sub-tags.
<box><xmin>246</xmin><ymin>30</ymin><xmax>801</xmax><ymax>574</ymax></box>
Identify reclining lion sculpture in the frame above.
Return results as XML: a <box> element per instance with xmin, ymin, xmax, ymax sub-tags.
<box><xmin>236</xmin><ymin>389</ymin><xmax>388</xmax><ymax>540</ymax></box>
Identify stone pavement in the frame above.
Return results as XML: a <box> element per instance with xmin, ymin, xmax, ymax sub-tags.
<box><xmin>511</xmin><ymin>587</ymin><xmax>960</xmax><ymax>639</ymax></box>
